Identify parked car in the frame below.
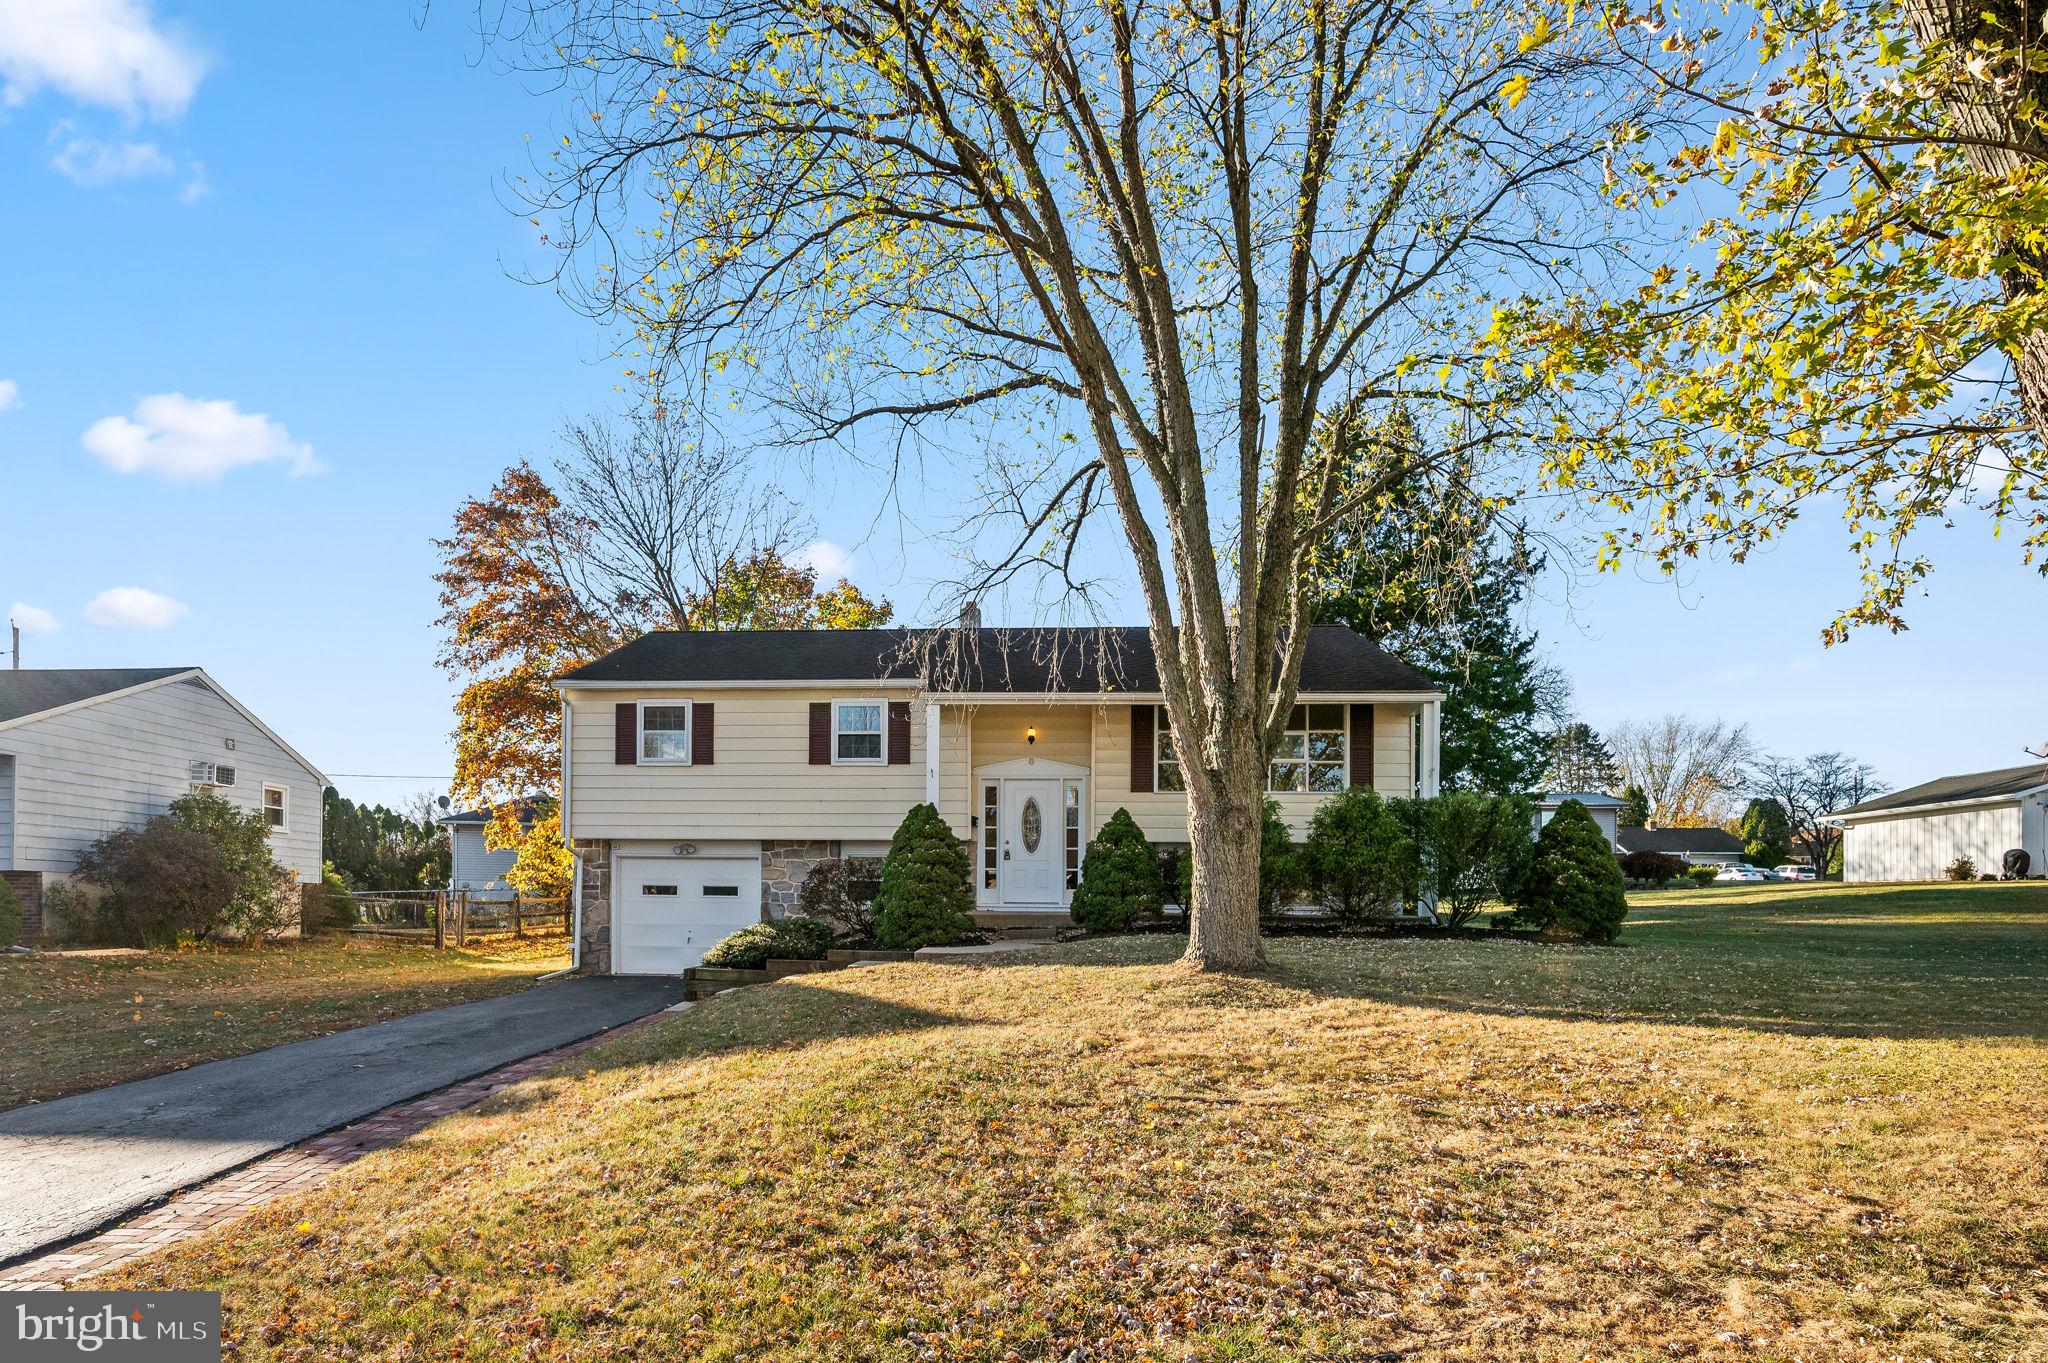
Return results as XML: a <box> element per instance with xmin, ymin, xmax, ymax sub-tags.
<box><xmin>1715</xmin><ymin>865</ymin><xmax>1774</xmax><ymax>883</ymax></box>
<box><xmin>1773</xmin><ymin>864</ymin><xmax>1818</xmax><ymax>881</ymax></box>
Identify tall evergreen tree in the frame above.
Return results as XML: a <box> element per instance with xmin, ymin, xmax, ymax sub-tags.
<box><xmin>1739</xmin><ymin>798</ymin><xmax>1793</xmax><ymax>869</ymax></box>
<box><xmin>1618</xmin><ymin>785</ymin><xmax>1651</xmax><ymax>830</ymax></box>
<box><xmin>1545</xmin><ymin>723</ymin><xmax>1621</xmax><ymax>793</ymax></box>
<box><xmin>1312</xmin><ymin>411</ymin><xmax>1553</xmax><ymax>795</ymax></box>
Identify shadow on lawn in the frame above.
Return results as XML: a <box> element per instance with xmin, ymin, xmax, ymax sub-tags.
<box><xmin>930</xmin><ymin>925</ymin><xmax>2048</xmax><ymax>1043</ymax></box>
<box><xmin>470</xmin><ymin>979</ymin><xmax>988</xmax><ymax>1118</ymax></box>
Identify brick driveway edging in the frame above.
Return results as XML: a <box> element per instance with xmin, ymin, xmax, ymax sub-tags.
<box><xmin>0</xmin><ymin>1006</ymin><xmax>680</xmax><ymax>1290</ymax></box>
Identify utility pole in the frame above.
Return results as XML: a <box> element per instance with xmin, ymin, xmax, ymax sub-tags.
<box><xmin>9</xmin><ymin>619</ymin><xmax>17</xmax><ymax>670</ymax></box>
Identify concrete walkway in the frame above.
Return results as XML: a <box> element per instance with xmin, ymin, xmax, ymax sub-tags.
<box><xmin>0</xmin><ymin>975</ymin><xmax>683</xmax><ymax>1265</ymax></box>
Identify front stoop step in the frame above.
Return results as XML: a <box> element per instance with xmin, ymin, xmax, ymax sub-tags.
<box><xmin>971</xmin><ymin>910</ymin><xmax>1071</xmax><ymax>932</ymax></box>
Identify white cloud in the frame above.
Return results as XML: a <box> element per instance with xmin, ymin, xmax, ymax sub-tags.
<box><xmin>85</xmin><ymin>586</ymin><xmax>187</xmax><ymax>629</ymax></box>
<box><xmin>49</xmin><ymin>124</ymin><xmax>172</xmax><ymax>184</ymax></box>
<box><xmin>7</xmin><ymin>602</ymin><xmax>59</xmax><ymax>634</ymax></box>
<box><xmin>796</xmin><ymin>539</ymin><xmax>854</xmax><ymax>580</ymax></box>
<box><xmin>82</xmin><ymin>393</ymin><xmax>324</xmax><ymax>482</ymax></box>
<box><xmin>46</xmin><ymin>120</ymin><xmax>204</xmax><ymax>201</ymax></box>
<box><xmin>0</xmin><ymin>0</ymin><xmax>208</xmax><ymax>119</ymax></box>
<box><xmin>0</xmin><ymin>378</ymin><xmax>18</xmax><ymax>412</ymax></box>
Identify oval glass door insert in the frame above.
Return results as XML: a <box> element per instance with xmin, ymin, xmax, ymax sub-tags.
<box><xmin>1020</xmin><ymin>797</ymin><xmax>1043</xmax><ymax>853</ymax></box>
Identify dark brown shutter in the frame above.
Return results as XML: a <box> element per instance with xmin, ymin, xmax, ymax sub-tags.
<box><xmin>1130</xmin><ymin>704</ymin><xmax>1155</xmax><ymax>793</ymax></box>
<box><xmin>692</xmin><ymin>702</ymin><xmax>714</xmax><ymax>765</ymax></box>
<box><xmin>809</xmin><ymin>702</ymin><xmax>832</xmax><ymax>765</ymax></box>
<box><xmin>887</xmin><ymin>701</ymin><xmax>911</xmax><ymax>764</ymax></box>
<box><xmin>615</xmin><ymin>703</ymin><xmax>637</xmax><ymax>765</ymax></box>
<box><xmin>1349</xmin><ymin>703</ymin><xmax>1374</xmax><ymax>788</ymax></box>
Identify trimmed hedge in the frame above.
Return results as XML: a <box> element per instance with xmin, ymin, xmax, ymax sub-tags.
<box><xmin>1509</xmin><ymin>798</ymin><xmax>1629</xmax><ymax>940</ymax></box>
<box><xmin>873</xmin><ymin>803</ymin><xmax>977</xmax><ymax>950</ymax></box>
<box><xmin>701</xmin><ymin>915</ymin><xmax>839</xmax><ymax>970</ymax></box>
<box><xmin>1069</xmin><ymin>807</ymin><xmax>1165</xmax><ymax>932</ymax></box>
<box><xmin>1305</xmin><ymin>789</ymin><xmax>1410</xmax><ymax>923</ymax></box>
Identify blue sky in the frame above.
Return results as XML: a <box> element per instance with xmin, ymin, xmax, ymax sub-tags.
<box><xmin>2</xmin><ymin>3</ymin><xmax>2042</xmax><ymax>812</ymax></box>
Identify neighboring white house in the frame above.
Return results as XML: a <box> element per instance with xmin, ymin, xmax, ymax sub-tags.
<box><xmin>434</xmin><ymin>802</ymin><xmax>544</xmax><ymax>898</ymax></box>
<box><xmin>0</xmin><ymin>668</ymin><xmax>328</xmax><ymax>936</ymax></box>
<box><xmin>1834</xmin><ymin>763</ymin><xmax>2048</xmax><ymax>882</ymax></box>
<box><xmin>555</xmin><ymin>625</ymin><xmax>1445</xmax><ymax>974</ymax></box>
<box><xmin>1612</xmin><ymin>826</ymin><xmax>1746</xmax><ymax>867</ymax></box>
<box><xmin>1533</xmin><ymin>792</ymin><xmax>1624</xmax><ymax>845</ymax></box>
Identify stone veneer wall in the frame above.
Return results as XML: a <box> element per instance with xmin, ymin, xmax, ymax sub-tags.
<box><xmin>761</xmin><ymin>839</ymin><xmax>839</xmax><ymax>918</ymax></box>
<box><xmin>573</xmin><ymin>840</ymin><xmax>612</xmax><ymax>973</ymax></box>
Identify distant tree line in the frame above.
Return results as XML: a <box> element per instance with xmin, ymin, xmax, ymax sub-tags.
<box><xmin>322</xmin><ymin>789</ymin><xmax>450</xmax><ymax>892</ymax></box>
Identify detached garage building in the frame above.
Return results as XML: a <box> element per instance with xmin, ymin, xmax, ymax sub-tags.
<box><xmin>1836</xmin><ymin>763</ymin><xmax>2048</xmax><ymax>882</ymax></box>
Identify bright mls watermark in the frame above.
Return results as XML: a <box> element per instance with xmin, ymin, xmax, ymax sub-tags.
<box><xmin>3</xmin><ymin>1293</ymin><xmax>220</xmax><ymax>1361</ymax></box>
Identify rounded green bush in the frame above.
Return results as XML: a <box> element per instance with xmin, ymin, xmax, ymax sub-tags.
<box><xmin>1509</xmin><ymin>798</ymin><xmax>1629</xmax><ymax>941</ymax></box>
<box><xmin>769</xmin><ymin>914</ymin><xmax>838</xmax><ymax>958</ymax></box>
<box><xmin>1069</xmin><ymin>807</ymin><xmax>1164</xmax><ymax>932</ymax></box>
<box><xmin>700</xmin><ymin>915</ymin><xmax>838</xmax><ymax>970</ymax></box>
<box><xmin>873</xmin><ymin>803</ymin><xmax>976</xmax><ymax>950</ymax></box>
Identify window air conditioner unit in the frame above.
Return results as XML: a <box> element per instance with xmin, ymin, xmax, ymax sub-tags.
<box><xmin>189</xmin><ymin>760</ymin><xmax>220</xmax><ymax>786</ymax></box>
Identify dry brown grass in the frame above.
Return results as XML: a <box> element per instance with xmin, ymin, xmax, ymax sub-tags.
<box><xmin>92</xmin><ymin>883</ymin><xmax>2046</xmax><ymax>1361</ymax></box>
<box><xmin>0</xmin><ymin>934</ymin><xmax>569</xmax><ymax>1106</ymax></box>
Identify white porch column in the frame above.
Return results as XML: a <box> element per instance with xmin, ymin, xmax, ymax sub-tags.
<box><xmin>1420</xmin><ymin>699</ymin><xmax>1443</xmax><ymax>797</ymax></box>
<box><xmin>924</xmin><ymin>700</ymin><xmax>942</xmax><ymax>806</ymax></box>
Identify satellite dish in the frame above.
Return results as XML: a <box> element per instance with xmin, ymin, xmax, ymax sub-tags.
<box><xmin>437</xmin><ymin>795</ymin><xmax>451</xmax><ymax>810</ymax></box>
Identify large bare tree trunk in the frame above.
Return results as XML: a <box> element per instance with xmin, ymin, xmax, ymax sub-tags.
<box><xmin>1180</xmin><ymin>724</ymin><xmax>1269</xmax><ymax>971</ymax></box>
<box><xmin>1901</xmin><ymin>0</ymin><xmax>2048</xmax><ymax>441</ymax></box>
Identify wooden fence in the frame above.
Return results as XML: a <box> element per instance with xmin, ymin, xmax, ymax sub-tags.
<box><xmin>348</xmin><ymin>890</ymin><xmax>570</xmax><ymax>948</ymax></box>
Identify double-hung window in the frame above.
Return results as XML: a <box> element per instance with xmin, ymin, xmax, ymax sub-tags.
<box><xmin>832</xmin><ymin>699</ymin><xmax>885</xmax><ymax>764</ymax></box>
<box><xmin>1271</xmin><ymin>705</ymin><xmax>1347</xmax><ymax>793</ymax></box>
<box><xmin>639</xmin><ymin>702</ymin><xmax>693</xmax><ymax>763</ymax></box>
<box><xmin>1152</xmin><ymin>703</ymin><xmax>1348</xmax><ymax>794</ymax></box>
<box><xmin>1152</xmin><ymin>705</ymin><xmax>1186</xmax><ymax>791</ymax></box>
<box><xmin>262</xmin><ymin>784</ymin><xmax>288</xmax><ymax>832</ymax></box>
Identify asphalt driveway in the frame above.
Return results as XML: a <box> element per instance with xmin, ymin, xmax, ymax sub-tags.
<box><xmin>0</xmin><ymin>974</ymin><xmax>683</xmax><ymax>1264</ymax></box>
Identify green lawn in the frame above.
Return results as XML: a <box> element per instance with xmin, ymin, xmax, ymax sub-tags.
<box><xmin>95</xmin><ymin>882</ymin><xmax>2046</xmax><ymax>1361</ymax></box>
<box><xmin>0</xmin><ymin>934</ymin><xmax>570</xmax><ymax>1107</ymax></box>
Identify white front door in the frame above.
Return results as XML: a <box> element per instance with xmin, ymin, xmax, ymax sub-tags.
<box><xmin>615</xmin><ymin>855</ymin><xmax>762</xmax><ymax>973</ymax></box>
<box><xmin>1000</xmin><ymin>778</ymin><xmax>1062</xmax><ymax>905</ymax></box>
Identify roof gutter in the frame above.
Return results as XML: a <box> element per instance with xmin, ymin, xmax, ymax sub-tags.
<box><xmin>553</xmin><ymin>677</ymin><xmax>925</xmax><ymax>691</ymax></box>
<box><xmin>1829</xmin><ymin>784</ymin><xmax>2048</xmax><ymax>822</ymax></box>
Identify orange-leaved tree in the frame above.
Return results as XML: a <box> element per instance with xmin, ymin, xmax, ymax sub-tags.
<box><xmin>435</xmin><ymin>409</ymin><xmax>892</xmax><ymax>828</ymax></box>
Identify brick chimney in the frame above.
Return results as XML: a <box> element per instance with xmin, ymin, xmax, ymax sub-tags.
<box><xmin>959</xmin><ymin>601</ymin><xmax>982</xmax><ymax>631</ymax></box>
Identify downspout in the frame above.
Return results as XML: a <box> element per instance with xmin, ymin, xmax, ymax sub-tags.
<box><xmin>562</xmin><ymin>695</ymin><xmax>581</xmax><ymax>971</ymax></box>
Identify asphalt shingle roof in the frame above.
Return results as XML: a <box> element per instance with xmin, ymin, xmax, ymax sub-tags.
<box><xmin>0</xmin><ymin>668</ymin><xmax>194</xmax><ymax>725</ymax></box>
<box><xmin>1836</xmin><ymin>763</ymin><xmax>2048</xmax><ymax>817</ymax></box>
<box><xmin>559</xmin><ymin>625</ymin><xmax>1434</xmax><ymax>695</ymax></box>
<box><xmin>1615</xmin><ymin>826</ymin><xmax>1745</xmax><ymax>856</ymax></box>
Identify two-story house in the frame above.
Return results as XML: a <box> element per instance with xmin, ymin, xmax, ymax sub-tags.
<box><xmin>556</xmin><ymin>625</ymin><xmax>1443</xmax><ymax>973</ymax></box>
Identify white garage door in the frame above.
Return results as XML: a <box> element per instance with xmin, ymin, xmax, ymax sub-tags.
<box><xmin>615</xmin><ymin>856</ymin><xmax>762</xmax><ymax>974</ymax></box>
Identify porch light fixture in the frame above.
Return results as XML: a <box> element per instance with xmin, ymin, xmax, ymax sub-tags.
<box><xmin>1026</xmin><ymin>725</ymin><xmax>1038</xmax><ymax>746</ymax></box>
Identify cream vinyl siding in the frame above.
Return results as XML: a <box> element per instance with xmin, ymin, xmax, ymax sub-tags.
<box><xmin>0</xmin><ymin>676</ymin><xmax>324</xmax><ymax>879</ymax></box>
<box><xmin>1091</xmin><ymin>701</ymin><xmax>1420</xmax><ymax>842</ymax></box>
<box><xmin>1842</xmin><ymin>802</ymin><xmax>2030</xmax><ymax>882</ymax></box>
<box><xmin>565</xmin><ymin>687</ymin><xmax>928</xmax><ymax>842</ymax></box>
<box><xmin>935</xmin><ymin>706</ymin><xmax>1095</xmax><ymax>839</ymax></box>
